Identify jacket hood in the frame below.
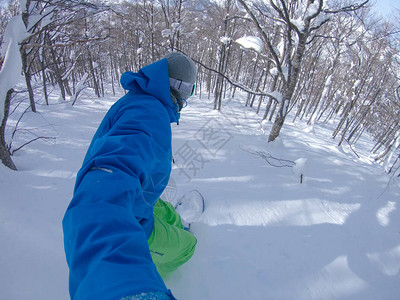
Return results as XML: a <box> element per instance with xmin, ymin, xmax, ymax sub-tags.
<box><xmin>120</xmin><ymin>59</ymin><xmax>180</xmax><ymax>123</ymax></box>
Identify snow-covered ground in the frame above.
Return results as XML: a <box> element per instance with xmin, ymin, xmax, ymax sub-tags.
<box><xmin>0</xmin><ymin>89</ymin><xmax>399</xmax><ymax>300</ymax></box>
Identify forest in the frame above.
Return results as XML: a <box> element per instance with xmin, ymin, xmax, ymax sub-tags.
<box><xmin>0</xmin><ymin>0</ymin><xmax>399</xmax><ymax>175</ymax></box>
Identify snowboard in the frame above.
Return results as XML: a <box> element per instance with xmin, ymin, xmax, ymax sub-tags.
<box><xmin>175</xmin><ymin>189</ymin><xmax>205</xmax><ymax>228</ymax></box>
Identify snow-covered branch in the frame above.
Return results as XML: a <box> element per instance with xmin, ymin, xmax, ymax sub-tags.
<box><xmin>237</xmin><ymin>0</ymin><xmax>284</xmax><ymax>81</ymax></box>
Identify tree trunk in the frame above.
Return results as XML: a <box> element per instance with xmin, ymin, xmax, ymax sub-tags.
<box><xmin>40</xmin><ymin>46</ymin><xmax>49</xmax><ymax>105</ymax></box>
<box><xmin>49</xmin><ymin>44</ymin><xmax>66</xmax><ymax>100</ymax></box>
<box><xmin>268</xmin><ymin>112</ymin><xmax>285</xmax><ymax>142</ymax></box>
<box><xmin>20</xmin><ymin>47</ymin><xmax>36</xmax><ymax>112</ymax></box>
<box><xmin>232</xmin><ymin>50</ymin><xmax>244</xmax><ymax>98</ymax></box>
<box><xmin>256</xmin><ymin>69</ymin><xmax>269</xmax><ymax>114</ymax></box>
<box><xmin>268</xmin><ymin>30</ymin><xmax>308</xmax><ymax>142</ymax></box>
<box><xmin>0</xmin><ymin>89</ymin><xmax>17</xmax><ymax>170</ymax></box>
<box><xmin>263</xmin><ymin>75</ymin><xmax>279</xmax><ymax>120</ymax></box>
<box><xmin>87</xmin><ymin>49</ymin><xmax>100</xmax><ymax>98</ymax></box>
<box><xmin>20</xmin><ymin>0</ymin><xmax>36</xmax><ymax>112</ymax></box>
<box><xmin>251</xmin><ymin>68</ymin><xmax>264</xmax><ymax>108</ymax></box>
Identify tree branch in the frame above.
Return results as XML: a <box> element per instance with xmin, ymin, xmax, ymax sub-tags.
<box><xmin>242</xmin><ymin>147</ymin><xmax>295</xmax><ymax>168</ymax></box>
<box><xmin>306</xmin><ymin>0</ymin><xmax>324</xmax><ymax>21</ymax></box>
<box><xmin>11</xmin><ymin>136</ymin><xmax>56</xmax><ymax>155</ymax></box>
<box><xmin>225</xmin><ymin>15</ymin><xmax>252</xmax><ymax>22</ymax></box>
<box><xmin>23</xmin><ymin>35</ymin><xmax>110</xmax><ymax>49</ymax></box>
<box><xmin>237</xmin><ymin>0</ymin><xmax>284</xmax><ymax>82</ymax></box>
<box><xmin>19</xmin><ymin>8</ymin><xmax>110</xmax><ymax>46</ymax></box>
<box><xmin>324</xmin><ymin>0</ymin><xmax>369</xmax><ymax>14</ymax></box>
<box><xmin>192</xmin><ymin>56</ymin><xmax>278</xmax><ymax>101</ymax></box>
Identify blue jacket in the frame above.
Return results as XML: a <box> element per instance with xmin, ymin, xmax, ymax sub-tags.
<box><xmin>63</xmin><ymin>59</ymin><xmax>178</xmax><ymax>300</ymax></box>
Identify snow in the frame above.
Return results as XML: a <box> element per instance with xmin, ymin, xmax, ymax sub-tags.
<box><xmin>353</xmin><ymin>79</ymin><xmax>361</xmax><ymax>90</ymax></box>
<box><xmin>291</xmin><ymin>18</ymin><xmax>305</xmax><ymax>32</ymax></box>
<box><xmin>376</xmin><ymin>201</ymin><xmax>396</xmax><ymax>227</ymax></box>
<box><xmin>0</xmin><ymin>15</ymin><xmax>29</xmax><ymax>122</ymax></box>
<box><xmin>269</xmin><ymin>66</ymin><xmax>288</xmax><ymax>82</ymax></box>
<box><xmin>235</xmin><ymin>36</ymin><xmax>263</xmax><ymax>53</ymax></box>
<box><xmin>171</xmin><ymin>23</ymin><xmax>180</xmax><ymax>30</ymax></box>
<box><xmin>290</xmin><ymin>2</ymin><xmax>329</xmax><ymax>32</ymax></box>
<box><xmin>269</xmin><ymin>67</ymin><xmax>278</xmax><ymax>76</ymax></box>
<box><xmin>293</xmin><ymin>157</ymin><xmax>307</xmax><ymax>177</ymax></box>
<box><xmin>162</xmin><ymin>28</ymin><xmax>172</xmax><ymax>38</ymax></box>
<box><xmin>267</xmin><ymin>90</ymin><xmax>283</xmax><ymax>103</ymax></box>
<box><xmin>282</xmin><ymin>66</ymin><xmax>289</xmax><ymax>81</ymax></box>
<box><xmin>277</xmin><ymin>39</ymin><xmax>284</xmax><ymax>56</ymax></box>
<box><xmin>0</xmin><ymin>85</ymin><xmax>399</xmax><ymax>299</ymax></box>
<box><xmin>306</xmin><ymin>2</ymin><xmax>319</xmax><ymax>18</ymax></box>
<box><xmin>312</xmin><ymin>13</ymin><xmax>330</xmax><ymax>29</ymax></box>
<box><xmin>220</xmin><ymin>36</ymin><xmax>231</xmax><ymax>45</ymax></box>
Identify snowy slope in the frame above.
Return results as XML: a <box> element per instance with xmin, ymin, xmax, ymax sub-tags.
<box><xmin>0</xmin><ymin>96</ymin><xmax>113</xmax><ymax>300</ymax></box>
<box><xmin>0</xmin><ymin>90</ymin><xmax>399</xmax><ymax>300</ymax></box>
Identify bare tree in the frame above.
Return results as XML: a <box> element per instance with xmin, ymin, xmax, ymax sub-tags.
<box><xmin>238</xmin><ymin>0</ymin><xmax>369</xmax><ymax>142</ymax></box>
<box><xmin>2</xmin><ymin>0</ymin><xmax>400</xmax><ymax>172</ymax></box>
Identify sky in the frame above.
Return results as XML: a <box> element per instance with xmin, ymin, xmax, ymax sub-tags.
<box><xmin>0</xmin><ymin>0</ymin><xmax>399</xmax><ymax>16</ymax></box>
<box><xmin>0</xmin><ymin>0</ymin><xmax>8</xmax><ymax>8</ymax></box>
<box><xmin>372</xmin><ymin>0</ymin><xmax>400</xmax><ymax>19</ymax></box>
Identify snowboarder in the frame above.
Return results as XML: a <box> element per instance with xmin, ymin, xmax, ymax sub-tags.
<box><xmin>62</xmin><ymin>52</ymin><xmax>198</xmax><ymax>300</ymax></box>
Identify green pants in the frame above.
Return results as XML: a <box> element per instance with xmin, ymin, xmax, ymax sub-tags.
<box><xmin>148</xmin><ymin>199</ymin><xmax>197</xmax><ymax>277</ymax></box>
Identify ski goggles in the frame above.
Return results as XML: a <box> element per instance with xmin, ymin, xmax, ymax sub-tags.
<box><xmin>169</xmin><ymin>77</ymin><xmax>195</xmax><ymax>98</ymax></box>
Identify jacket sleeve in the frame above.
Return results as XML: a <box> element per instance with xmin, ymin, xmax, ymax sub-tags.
<box><xmin>62</xmin><ymin>97</ymin><xmax>174</xmax><ymax>300</ymax></box>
